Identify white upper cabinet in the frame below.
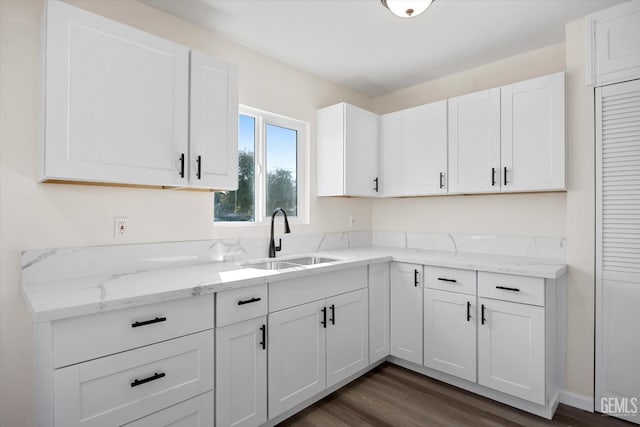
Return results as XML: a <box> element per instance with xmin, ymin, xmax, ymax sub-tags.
<box><xmin>587</xmin><ymin>0</ymin><xmax>640</xmax><ymax>87</ymax></box>
<box><xmin>448</xmin><ymin>88</ymin><xmax>501</xmax><ymax>194</ymax></box>
<box><xmin>317</xmin><ymin>103</ymin><xmax>379</xmax><ymax>197</ymax></box>
<box><xmin>381</xmin><ymin>101</ymin><xmax>448</xmax><ymax>196</ymax></box>
<box><xmin>501</xmin><ymin>72</ymin><xmax>566</xmax><ymax>192</ymax></box>
<box><xmin>43</xmin><ymin>1</ymin><xmax>237</xmax><ymax>190</ymax></box>
<box><xmin>189</xmin><ymin>51</ymin><xmax>239</xmax><ymax>190</ymax></box>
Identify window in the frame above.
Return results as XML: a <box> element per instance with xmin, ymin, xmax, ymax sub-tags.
<box><xmin>214</xmin><ymin>106</ymin><xmax>307</xmax><ymax>224</ymax></box>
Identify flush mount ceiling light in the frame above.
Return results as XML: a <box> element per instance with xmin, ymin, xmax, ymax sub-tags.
<box><xmin>381</xmin><ymin>0</ymin><xmax>434</xmax><ymax>18</ymax></box>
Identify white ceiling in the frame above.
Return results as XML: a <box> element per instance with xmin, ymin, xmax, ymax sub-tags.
<box><xmin>143</xmin><ymin>0</ymin><xmax>622</xmax><ymax>96</ymax></box>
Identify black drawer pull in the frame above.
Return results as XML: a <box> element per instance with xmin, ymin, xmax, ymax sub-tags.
<box><xmin>131</xmin><ymin>317</ymin><xmax>166</xmax><ymax>328</ymax></box>
<box><xmin>373</xmin><ymin>177</ymin><xmax>379</xmax><ymax>192</ymax></box>
<box><xmin>496</xmin><ymin>286</ymin><xmax>520</xmax><ymax>292</ymax></box>
<box><xmin>238</xmin><ymin>297</ymin><xmax>262</xmax><ymax>305</ymax></box>
<box><xmin>321</xmin><ymin>307</ymin><xmax>327</xmax><ymax>328</ymax></box>
<box><xmin>414</xmin><ymin>269</ymin><xmax>419</xmax><ymax>287</ymax></box>
<box><xmin>259</xmin><ymin>324</ymin><xmax>266</xmax><ymax>350</ymax></box>
<box><xmin>131</xmin><ymin>372</ymin><xmax>165</xmax><ymax>388</ymax></box>
<box><xmin>439</xmin><ymin>172</ymin><xmax>445</xmax><ymax>189</ymax></box>
<box><xmin>481</xmin><ymin>304</ymin><xmax>486</xmax><ymax>325</ymax></box>
<box><xmin>467</xmin><ymin>301</ymin><xmax>471</xmax><ymax>322</ymax></box>
<box><xmin>491</xmin><ymin>167</ymin><xmax>496</xmax><ymax>186</ymax></box>
<box><xmin>503</xmin><ymin>166</ymin><xmax>508</xmax><ymax>186</ymax></box>
<box><xmin>437</xmin><ymin>277</ymin><xmax>457</xmax><ymax>283</ymax></box>
<box><xmin>179</xmin><ymin>153</ymin><xmax>185</xmax><ymax>178</ymax></box>
<box><xmin>196</xmin><ymin>155</ymin><xmax>202</xmax><ymax>180</ymax></box>
<box><xmin>330</xmin><ymin>304</ymin><xmax>335</xmax><ymax>325</ymax></box>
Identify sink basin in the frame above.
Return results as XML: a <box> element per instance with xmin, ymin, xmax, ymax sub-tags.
<box><xmin>242</xmin><ymin>256</ymin><xmax>339</xmax><ymax>270</ymax></box>
<box><xmin>284</xmin><ymin>256</ymin><xmax>338</xmax><ymax>266</ymax></box>
<box><xmin>245</xmin><ymin>261</ymin><xmax>301</xmax><ymax>270</ymax></box>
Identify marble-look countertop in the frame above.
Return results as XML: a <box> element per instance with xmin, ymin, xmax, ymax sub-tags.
<box><xmin>21</xmin><ymin>246</ymin><xmax>567</xmax><ymax>323</ymax></box>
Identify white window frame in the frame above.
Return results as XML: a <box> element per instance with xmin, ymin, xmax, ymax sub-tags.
<box><xmin>215</xmin><ymin>105</ymin><xmax>309</xmax><ymax>226</ymax></box>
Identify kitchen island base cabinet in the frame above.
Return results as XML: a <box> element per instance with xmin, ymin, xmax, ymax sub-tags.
<box><xmin>123</xmin><ymin>391</ymin><xmax>214</xmax><ymax>427</ymax></box>
<box><xmin>390</xmin><ymin>263</ymin><xmax>423</xmax><ymax>365</ymax></box>
<box><xmin>478</xmin><ymin>298</ymin><xmax>545</xmax><ymax>405</ymax></box>
<box><xmin>216</xmin><ymin>316</ymin><xmax>267</xmax><ymax>427</ymax></box>
<box><xmin>423</xmin><ymin>288</ymin><xmax>476</xmax><ymax>383</ymax></box>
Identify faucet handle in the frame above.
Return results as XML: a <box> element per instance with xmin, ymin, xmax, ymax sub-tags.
<box><xmin>275</xmin><ymin>238</ymin><xmax>282</xmax><ymax>252</ymax></box>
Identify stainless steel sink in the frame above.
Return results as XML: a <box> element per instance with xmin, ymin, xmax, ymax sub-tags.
<box><xmin>242</xmin><ymin>256</ymin><xmax>339</xmax><ymax>270</ymax></box>
<box><xmin>284</xmin><ymin>256</ymin><xmax>338</xmax><ymax>266</ymax></box>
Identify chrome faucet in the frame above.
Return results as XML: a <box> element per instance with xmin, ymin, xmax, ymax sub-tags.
<box><xmin>268</xmin><ymin>207</ymin><xmax>291</xmax><ymax>258</ymax></box>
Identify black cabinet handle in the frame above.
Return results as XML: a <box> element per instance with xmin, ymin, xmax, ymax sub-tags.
<box><xmin>179</xmin><ymin>153</ymin><xmax>185</xmax><ymax>178</ymax></box>
<box><xmin>467</xmin><ymin>301</ymin><xmax>471</xmax><ymax>322</ymax></box>
<box><xmin>237</xmin><ymin>297</ymin><xmax>262</xmax><ymax>305</ymax></box>
<box><xmin>496</xmin><ymin>286</ymin><xmax>520</xmax><ymax>292</ymax></box>
<box><xmin>439</xmin><ymin>172</ymin><xmax>444</xmax><ymax>189</ymax></box>
<box><xmin>330</xmin><ymin>304</ymin><xmax>335</xmax><ymax>325</ymax></box>
<box><xmin>414</xmin><ymin>269</ymin><xmax>419</xmax><ymax>287</ymax></box>
<box><xmin>437</xmin><ymin>277</ymin><xmax>457</xmax><ymax>283</ymax></box>
<box><xmin>373</xmin><ymin>177</ymin><xmax>379</xmax><ymax>192</ymax></box>
<box><xmin>491</xmin><ymin>167</ymin><xmax>496</xmax><ymax>186</ymax></box>
<box><xmin>481</xmin><ymin>304</ymin><xmax>486</xmax><ymax>325</ymax></box>
<box><xmin>503</xmin><ymin>166</ymin><xmax>508</xmax><ymax>186</ymax></box>
<box><xmin>131</xmin><ymin>372</ymin><xmax>165</xmax><ymax>388</ymax></box>
<box><xmin>131</xmin><ymin>317</ymin><xmax>166</xmax><ymax>328</ymax></box>
<box><xmin>321</xmin><ymin>307</ymin><xmax>327</xmax><ymax>328</ymax></box>
<box><xmin>259</xmin><ymin>324</ymin><xmax>266</xmax><ymax>350</ymax></box>
<box><xmin>196</xmin><ymin>155</ymin><xmax>202</xmax><ymax>180</ymax></box>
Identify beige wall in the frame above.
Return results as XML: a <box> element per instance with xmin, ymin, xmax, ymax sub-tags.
<box><xmin>0</xmin><ymin>1</ymin><xmax>372</xmax><ymax>425</ymax></box>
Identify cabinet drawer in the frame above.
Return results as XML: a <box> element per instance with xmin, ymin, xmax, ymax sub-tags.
<box><xmin>216</xmin><ymin>284</ymin><xmax>268</xmax><ymax>327</ymax></box>
<box><xmin>123</xmin><ymin>391</ymin><xmax>214</xmax><ymax>427</ymax></box>
<box><xmin>53</xmin><ymin>331</ymin><xmax>214</xmax><ymax>427</ymax></box>
<box><xmin>53</xmin><ymin>294</ymin><xmax>214</xmax><ymax>368</ymax></box>
<box><xmin>478</xmin><ymin>272</ymin><xmax>544</xmax><ymax>306</ymax></box>
<box><xmin>424</xmin><ymin>266</ymin><xmax>476</xmax><ymax>295</ymax></box>
<box><xmin>269</xmin><ymin>267</ymin><xmax>367</xmax><ymax>312</ymax></box>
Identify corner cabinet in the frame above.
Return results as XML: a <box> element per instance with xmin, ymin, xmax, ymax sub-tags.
<box><xmin>586</xmin><ymin>0</ymin><xmax>640</xmax><ymax>87</ymax></box>
<box><xmin>43</xmin><ymin>0</ymin><xmax>238</xmax><ymax>190</ymax></box>
<box><xmin>381</xmin><ymin>101</ymin><xmax>448</xmax><ymax>196</ymax></box>
<box><xmin>390</xmin><ymin>263</ymin><xmax>423</xmax><ymax>365</ymax></box>
<box><xmin>317</xmin><ymin>103</ymin><xmax>379</xmax><ymax>197</ymax></box>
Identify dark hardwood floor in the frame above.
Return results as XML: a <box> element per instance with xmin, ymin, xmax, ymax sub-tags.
<box><xmin>278</xmin><ymin>363</ymin><xmax>633</xmax><ymax>427</ymax></box>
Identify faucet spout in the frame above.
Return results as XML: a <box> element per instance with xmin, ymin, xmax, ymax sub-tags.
<box><xmin>269</xmin><ymin>207</ymin><xmax>291</xmax><ymax>258</ymax></box>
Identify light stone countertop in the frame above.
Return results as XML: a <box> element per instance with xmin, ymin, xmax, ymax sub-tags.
<box><xmin>21</xmin><ymin>246</ymin><xmax>567</xmax><ymax>323</ymax></box>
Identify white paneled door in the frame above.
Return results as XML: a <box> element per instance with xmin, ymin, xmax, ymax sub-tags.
<box><xmin>369</xmin><ymin>263</ymin><xmax>390</xmax><ymax>364</ymax></box>
<box><xmin>596</xmin><ymin>78</ymin><xmax>640</xmax><ymax>424</ymax></box>
<box><xmin>390</xmin><ymin>263</ymin><xmax>423</xmax><ymax>365</ymax></box>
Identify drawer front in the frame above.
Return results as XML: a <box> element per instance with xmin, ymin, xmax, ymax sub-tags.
<box><xmin>216</xmin><ymin>284</ymin><xmax>268</xmax><ymax>327</ymax></box>
<box><xmin>424</xmin><ymin>266</ymin><xmax>476</xmax><ymax>295</ymax></box>
<box><xmin>53</xmin><ymin>294</ymin><xmax>214</xmax><ymax>368</ymax></box>
<box><xmin>478</xmin><ymin>272</ymin><xmax>544</xmax><ymax>306</ymax></box>
<box><xmin>53</xmin><ymin>330</ymin><xmax>214</xmax><ymax>427</ymax></box>
<box><xmin>123</xmin><ymin>391</ymin><xmax>214</xmax><ymax>427</ymax></box>
<box><xmin>269</xmin><ymin>267</ymin><xmax>367</xmax><ymax>312</ymax></box>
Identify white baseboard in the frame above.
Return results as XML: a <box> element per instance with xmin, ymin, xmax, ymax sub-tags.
<box><xmin>559</xmin><ymin>390</ymin><xmax>594</xmax><ymax>412</ymax></box>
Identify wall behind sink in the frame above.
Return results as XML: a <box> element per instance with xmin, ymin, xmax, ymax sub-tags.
<box><xmin>0</xmin><ymin>1</ymin><xmax>373</xmax><ymax>425</ymax></box>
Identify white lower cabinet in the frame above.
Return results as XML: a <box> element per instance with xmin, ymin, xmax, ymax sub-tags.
<box><xmin>53</xmin><ymin>331</ymin><xmax>214</xmax><ymax>427</ymax></box>
<box><xmin>369</xmin><ymin>263</ymin><xmax>390</xmax><ymax>363</ymax></box>
<box><xmin>123</xmin><ymin>391</ymin><xmax>214</xmax><ymax>427</ymax></box>
<box><xmin>477</xmin><ymin>297</ymin><xmax>545</xmax><ymax>405</ymax></box>
<box><xmin>423</xmin><ymin>288</ymin><xmax>476</xmax><ymax>383</ymax></box>
<box><xmin>268</xmin><ymin>288</ymin><xmax>369</xmax><ymax>419</ymax></box>
<box><xmin>216</xmin><ymin>316</ymin><xmax>267</xmax><ymax>427</ymax></box>
<box><xmin>390</xmin><ymin>263</ymin><xmax>423</xmax><ymax>364</ymax></box>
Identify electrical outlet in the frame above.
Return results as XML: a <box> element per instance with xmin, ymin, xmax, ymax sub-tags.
<box><xmin>349</xmin><ymin>214</ymin><xmax>357</xmax><ymax>227</ymax></box>
<box><xmin>114</xmin><ymin>217</ymin><xmax>129</xmax><ymax>239</ymax></box>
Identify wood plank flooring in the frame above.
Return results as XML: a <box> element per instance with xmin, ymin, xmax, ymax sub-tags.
<box><xmin>278</xmin><ymin>363</ymin><xmax>633</xmax><ymax>427</ymax></box>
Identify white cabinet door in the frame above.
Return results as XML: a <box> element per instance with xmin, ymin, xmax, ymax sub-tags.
<box><xmin>448</xmin><ymin>88</ymin><xmax>501</xmax><ymax>193</ymax></box>
<box><xmin>501</xmin><ymin>72</ymin><xmax>565</xmax><ymax>192</ymax></box>
<box><xmin>123</xmin><ymin>391</ymin><xmax>213</xmax><ymax>427</ymax></box>
<box><xmin>44</xmin><ymin>0</ymin><xmax>189</xmax><ymax>186</ymax></box>
<box><xmin>268</xmin><ymin>300</ymin><xmax>326</xmax><ymax>418</ymax></box>
<box><xmin>423</xmin><ymin>289</ymin><xmax>476</xmax><ymax>383</ymax></box>
<box><xmin>317</xmin><ymin>103</ymin><xmax>378</xmax><ymax>197</ymax></box>
<box><xmin>390</xmin><ymin>263</ymin><xmax>423</xmax><ymax>365</ymax></box>
<box><xmin>381</xmin><ymin>101</ymin><xmax>448</xmax><ymax>196</ymax></box>
<box><xmin>369</xmin><ymin>263</ymin><xmax>390</xmax><ymax>364</ymax></box>
<box><xmin>189</xmin><ymin>50</ymin><xmax>239</xmax><ymax>190</ymax></box>
<box><xmin>587</xmin><ymin>0</ymin><xmax>640</xmax><ymax>87</ymax></box>
<box><xmin>216</xmin><ymin>317</ymin><xmax>267</xmax><ymax>427</ymax></box>
<box><xmin>326</xmin><ymin>289</ymin><xmax>369</xmax><ymax>387</ymax></box>
<box><xmin>478</xmin><ymin>298</ymin><xmax>545</xmax><ymax>405</ymax></box>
